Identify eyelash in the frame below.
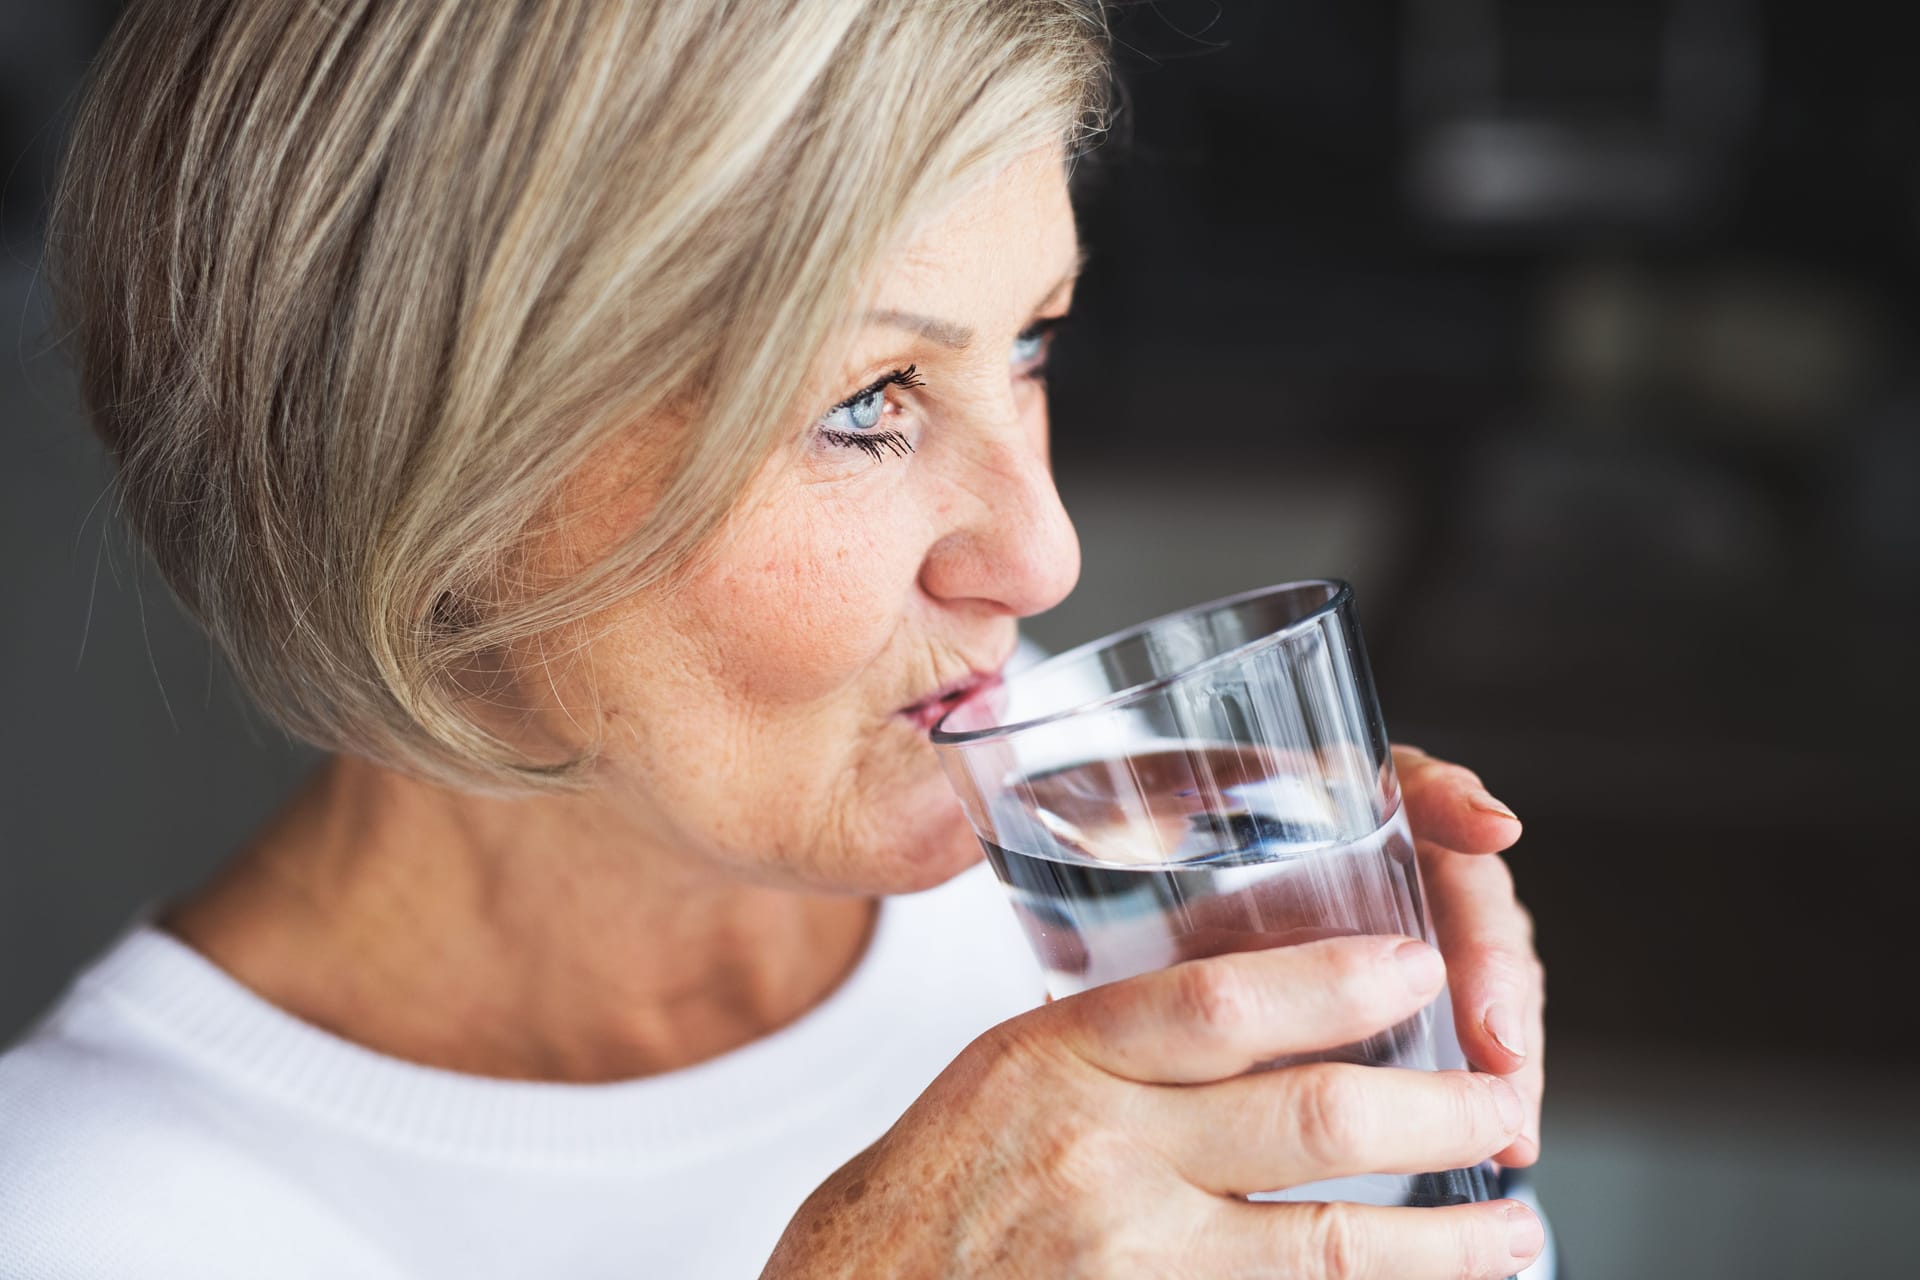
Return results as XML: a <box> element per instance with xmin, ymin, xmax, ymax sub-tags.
<box><xmin>817</xmin><ymin>365</ymin><xmax>924</xmax><ymax>459</ymax></box>
<box><xmin>816</xmin><ymin>317</ymin><xmax>1066</xmax><ymax>462</ymax></box>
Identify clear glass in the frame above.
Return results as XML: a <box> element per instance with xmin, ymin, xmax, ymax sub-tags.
<box><xmin>933</xmin><ymin>580</ymin><xmax>1495</xmax><ymax>1210</ymax></box>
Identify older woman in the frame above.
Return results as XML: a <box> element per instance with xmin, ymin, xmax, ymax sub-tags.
<box><xmin>0</xmin><ymin>2</ymin><xmax>1550</xmax><ymax>1277</ymax></box>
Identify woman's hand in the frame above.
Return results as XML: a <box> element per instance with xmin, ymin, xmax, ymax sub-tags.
<box><xmin>764</xmin><ymin>935</ymin><xmax>1546</xmax><ymax>1279</ymax></box>
<box><xmin>1393</xmin><ymin>744</ymin><xmax>1545</xmax><ymax>1168</ymax></box>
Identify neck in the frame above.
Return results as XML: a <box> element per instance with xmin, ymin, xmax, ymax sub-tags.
<box><xmin>165</xmin><ymin>755</ymin><xmax>877</xmax><ymax>1082</ymax></box>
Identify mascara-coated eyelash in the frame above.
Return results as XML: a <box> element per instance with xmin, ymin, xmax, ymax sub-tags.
<box><xmin>817</xmin><ymin>365</ymin><xmax>923</xmax><ymax>460</ymax></box>
<box><xmin>825</xmin><ymin>365</ymin><xmax>924</xmax><ymax>418</ymax></box>
<box><xmin>819</xmin><ymin>425</ymin><xmax>915</xmax><ymax>460</ymax></box>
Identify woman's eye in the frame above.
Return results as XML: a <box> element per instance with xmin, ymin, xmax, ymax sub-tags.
<box><xmin>1011</xmin><ymin>316</ymin><xmax>1066</xmax><ymax>375</ymax></box>
<box><xmin>814</xmin><ymin>366</ymin><xmax>921</xmax><ymax>462</ymax></box>
<box><xmin>1011</xmin><ymin>328</ymin><xmax>1048</xmax><ymax>369</ymax></box>
<box><xmin>821</xmin><ymin>386</ymin><xmax>887</xmax><ymax>432</ymax></box>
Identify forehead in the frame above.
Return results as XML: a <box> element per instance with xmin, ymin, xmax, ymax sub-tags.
<box><xmin>876</xmin><ymin>148</ymin><xmax>1079</xmax><ymax>307</ymax></box>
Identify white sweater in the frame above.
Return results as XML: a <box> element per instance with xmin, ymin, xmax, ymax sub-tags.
<box><xmin>0</xmin><ymin>866</ymin><xmax>1047</xmax><ymax>1278</ymax></box>
<box><xmin>0</xmin><ymin>864</ymin><xmax>1554</xmax><ymax>1278</ymax></box>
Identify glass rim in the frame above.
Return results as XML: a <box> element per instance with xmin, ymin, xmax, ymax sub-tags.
<box><xmin>930</xmin><ymin>577</ymin><xmax>1354</xmax><ymax>748</ymax></box>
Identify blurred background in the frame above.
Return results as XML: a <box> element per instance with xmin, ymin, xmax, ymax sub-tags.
<box><xmin>4</xmin><ymin>2</ymin><xmax>1916</xmax><ymax>1275</ymax></box>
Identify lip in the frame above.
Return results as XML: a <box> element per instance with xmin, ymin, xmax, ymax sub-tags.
<box><xmin>899</xmin><ymin>665</ymin><xmax>1007</xmax><ymax>732</ymax></box>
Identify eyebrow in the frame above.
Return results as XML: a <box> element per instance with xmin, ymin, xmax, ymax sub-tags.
<box><xmin>859</xmin><ymin>255</ymin><xmax>1087</xmax><ymax>352</ymax></box>
<box><xmin>862</xmin><ymin>309</ymin><xmax>976</xmax><ymax>350</ymax></box>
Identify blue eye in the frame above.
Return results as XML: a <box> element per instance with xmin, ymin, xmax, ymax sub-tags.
<box><xmin>818</xmin><ymin>365</ymin><xmax>922</xmax><ymax>433</ymax></box>
<box><xmin>1011</xmin><ymin>316</ymin><xmax>1066</xmax><ymax>373</ymax></box>
<box><xmin>1011</xmin><ymin>328</ymin><xmax>1048</xmax><ymax>368</ymax></box>
<box><xmin>822</xmin><ymin>385</ymin><xmax>887</xmax><ymax>432</ymax></box>
<box><xmin>815</xmin><ymin>365</ymin><xmax>923</xmax><ymax>462</ymax></box>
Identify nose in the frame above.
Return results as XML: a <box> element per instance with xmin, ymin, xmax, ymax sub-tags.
<box><xmin>919</xmin><ymin>436</ymin><xmax>1081</xmax><ymax>618</ymax></box>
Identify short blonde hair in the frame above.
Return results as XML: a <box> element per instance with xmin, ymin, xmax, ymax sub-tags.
<box><xmin>49</xmin><ymin>0</ymin><xmax>1109</xmax><ymax>791</ymax></box>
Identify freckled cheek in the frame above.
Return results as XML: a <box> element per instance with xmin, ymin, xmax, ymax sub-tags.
<box><xmin>696</xmin><ymin>521</ymin><xmax>923</xmax><ymax>708</ymax></box>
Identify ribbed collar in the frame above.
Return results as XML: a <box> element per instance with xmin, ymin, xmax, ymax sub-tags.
<box><xmin>69</xmin><ymin>895</ymin><xmax>929</xmax><ymax>1170</ymax></box>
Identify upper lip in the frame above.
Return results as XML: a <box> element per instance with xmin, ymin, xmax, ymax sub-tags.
<box><xmin>905</xmin><ymin>671</ymin><xmax>995</xmax><ymax>716</ymax></box>
<box><xmin>899</xmin><ymin>645</ymin><xmax>1016</xmax><ymax>722</ymax></box>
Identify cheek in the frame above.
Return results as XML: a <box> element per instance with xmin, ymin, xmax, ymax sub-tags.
<box><xmin>690</xmin><ymin>489</ymin><xmax>925</xmax><ymax>707</ymax></box>
<box><xmin>557</xmin><ymin>471</ymin><xmax>974</xmax><ymax>891</ymax></box>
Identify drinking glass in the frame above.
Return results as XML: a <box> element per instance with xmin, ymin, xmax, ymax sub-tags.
<box><xmin>932</xmin><ymin>579</ymin><xmax>1495</xmax><ymax>1209</ymax></box>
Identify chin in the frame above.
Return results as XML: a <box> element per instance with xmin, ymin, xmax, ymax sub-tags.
<box><xmin>852</xmin><ymin>795</ymin><xmax>985</xmax><ymax>896</ymax></box>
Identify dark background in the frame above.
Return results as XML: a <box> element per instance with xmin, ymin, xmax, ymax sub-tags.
<box><xmin>5</xmin><ymin>3</ymin><xmax>1917</xmax><ymax>1275</ymax></box>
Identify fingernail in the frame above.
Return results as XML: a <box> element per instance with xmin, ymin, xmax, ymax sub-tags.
<box><xmin>1505</xmin><ymin>1202</ymin><xmax>1545</xmax><ymax>1259</ymax></box>
<box><xmin>1469</xmin><ymin>790</ymin><xmax>1519</xmax><ymax>821</ymax></box>
<box><xmin>1393</xmin><ymin>939</ymin><xmax>1445</xmax><ymax>993</ymax></box>
<box><xmin>1486</xmin><ymin>1075</ymin><xmax>1524</xmax><ymax>1133</ymax></box>
<box><xmin>1484</xmin><ymin>1003</ymin><xmax>1527</xmax><ymax>1059</ymax></box>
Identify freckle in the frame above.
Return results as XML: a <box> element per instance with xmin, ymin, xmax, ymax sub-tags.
<box><xmin>840</xmin><ymin>1177</ymin><xmax>868</xmax><ymax>1205</ymax></box>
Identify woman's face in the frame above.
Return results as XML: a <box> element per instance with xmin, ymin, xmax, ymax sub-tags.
<box><xmin>553</xmin><ymin>148</ymin><xmax>1082</xmax><ymax>894</ymax></box>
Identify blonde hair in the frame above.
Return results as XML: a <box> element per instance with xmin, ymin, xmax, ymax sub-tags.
<box><xmin>48</xmin><ymin>0</ymin><xmax>1109</xmax><ymax>791</ymax></box>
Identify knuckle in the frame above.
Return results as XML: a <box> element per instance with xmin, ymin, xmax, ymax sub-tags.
<box><xmin>968</xmin><ymin>1019</ymin><xmax>1064</xmax><ymax>1105</ymax></box>
<box><xmin>1040</xmin><ymin>1113</ymin><xmax>1139</xmax><ymax>1197</ymax></box>
<box><xmin>1464</xmin><ymin>940</ymin><xmax>1532</xmax><ymax>993</ymax></box>
<box><xmin>1428</xmin><ymin>760</ymin><xmax>1487</xmax><ymax>792</ymax></box>
<box><xmin>1294</xmin><ymin>1066</ymin><xmax>1369</xmax><ymax>1169</ymax></box>
<box><xmin>1475</xmin><ymin>1075</ymin><xmax>1522</xmax><ymax>1149</ymax></box>
<box><xmin>1512</xmin><ymin>898</ymin><xmax>1537</xmax><ymax>946</ymax></box>
<box><xmin>1083</xmin><ymin>1234</ymin><xmax>1149</xmax><ymax>1277</ymax></box>
<box><xmin>1317</xmin><ymin>942</ymin><xmax>1399</xmax><ymax>1027</ymax></box>
<box><xmin>978</xmin><ymin>1019</ymin><xmax>1046</xmax><ymax>1078</ymax></box>
<box><xmin>1452</xmin><ymin>1074</ymin><xmax>1501</xmax><ymax>1148</ymax></box>
<box><xmin>1302</xmin><ymin>1202</ymin><xmax>1368</xmax><ymax>1280</ymax></box>
<box><xmin>1172</xmin><ymin>959</ymin><xmax>1258</xmax><ymax>1045</ymax></box>
<box><xmin>1480</xmin><ymin>853</ymin><xmax>1517</xmax><ymax>898</ymax></box>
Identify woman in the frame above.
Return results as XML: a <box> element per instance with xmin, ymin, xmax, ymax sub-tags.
<box><xmin>0</xmin><ymin>2</ymin><xmax>1551</xmax><ymax>1276</ymax></box>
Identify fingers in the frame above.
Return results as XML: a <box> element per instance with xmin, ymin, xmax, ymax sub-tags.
<box><xmin>1494</xmin><ymin>954</ymin><xmax>1546</xmax><ymax>1168</ymax></box>
<box><xmin>1422</xmin><ymin>838</ymin><xmax>1544</xmax><ymax>1161</ymax></box>
<box><xmin>1423</xmin><ymin>842</ymin><xmax>1530</xmax><ymax>1073</ymax></box>
<box><xmin>1394</xmin><ymin>745</ymin><xmax>1521</xmax><ymax>855</ymax></box>
<box><xmin>1211</xmin><ymin>1197</ymin><xmax>1546</xmax><ymax>1280</ymax></box>
<box><xmin>1145</xmin><ymin>1066</ymin><xmax>1524</xmax><ymax>1195</ymax></box>
<box><xmin>1057</xmin><ymin>934</ymin><xmax>1447</xmax><ymax>1084</ymax></box>
<box><xmin>1397</xmin><ymin>746</ymin><xmax>1545</xmax><ymax>1160</ymax></box>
